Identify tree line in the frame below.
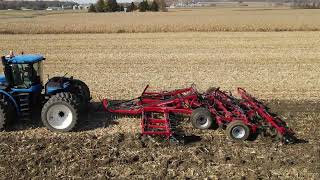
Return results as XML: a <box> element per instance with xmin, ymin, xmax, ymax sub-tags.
<box><xmin>292</xmin><ymin>0</ymin><xmax>320</xmax><ymax>9</ymax></box>
<box><xmin>0</xmin><ymin>0</ymin><xmax>77</xmax><ymax>10</ymax></box>
<box><xmin>88</xmin><ymin>0</ymin><xmax>167</xmax><ymax>12</ymax></box>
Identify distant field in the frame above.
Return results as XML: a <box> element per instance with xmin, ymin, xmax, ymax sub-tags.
<box><xmin>1</xmin><ymin>7</ymin><xmax>320</xmax><ymax>34</ymax></box>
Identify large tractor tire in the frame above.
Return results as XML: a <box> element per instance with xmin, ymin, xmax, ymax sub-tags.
<box><xmin>226</xmin><ymin>120</ymin><xmax>250</xmax><ymax>142</ymax></box>
<box><xmin>73</xmin><ymin>79</ymin><xmax>91</xmax><ymax>110</ymax></box>
<box><xmin>54</xmin><ymin>92</ymin><xmax>81</xmax><ymax>108</ymax></box>
<box><xmin>190</xmin><ymin>108</ymin><xmax>214</xmax><ymax>130</ymax></box>
<box><xmin>0</xmin><ymin>103</ymin><xmax>8</xmax><ymax>130</ymax></box>
<box><xmin>0</xmin><ymin>95</ymin><xmax>15</xmax><ymax>130</ymax></box>
<box><xmin>74</xmin><ymin>80</ymin><xmax>90</xmax><ymax>101</ymax></box>
<box><xmin>41</xmin><ymin>93</ymin><xmax>80</xmax><ymax>132</ymax></box>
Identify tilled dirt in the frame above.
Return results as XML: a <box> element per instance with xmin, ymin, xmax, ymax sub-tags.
<box><xmin>0</xmin><ymin>100</ymin><xmax>319</xmax><ymax>179</ymax></box>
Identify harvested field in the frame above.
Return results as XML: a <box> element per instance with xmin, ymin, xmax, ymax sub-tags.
<box><xmin>0</xmin><ymin>32</ymin><xmax>319</xmax><ymax>179</ymax></box>
<box><xmin>1</xmin><ymin>7</ymin><xmax>320</xmax><ymax>34</ymax></box>
<box><xmin>0</xmin><ymin>100</ymin><xmax>319</xmax><ymax>179</ymax></box>
<box><xmin>1</xmin><ymin>32</ymin><xmax>320</xmax><ymax>100</ymax></box>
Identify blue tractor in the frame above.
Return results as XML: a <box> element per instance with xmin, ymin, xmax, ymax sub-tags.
<box><xmin>0</xmin><ymin>53</ymin><xmax>90</xmax><ymax>132</ymax></box>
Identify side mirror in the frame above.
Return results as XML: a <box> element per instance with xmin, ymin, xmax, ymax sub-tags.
<box><xmin>9</xmin><ymin>51</ymin><xmax>14</xmax><ymax>57</ymax></box>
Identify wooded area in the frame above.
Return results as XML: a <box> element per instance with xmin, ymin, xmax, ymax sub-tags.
<box><xmin>292</xmin><ymin>0</ymin><xmax>320</xmax><ymax>8</ymax></box>
<box><xmin>0</xmin><ymin>0</ymin><xmax>77</xmax><ymax>10</ymax></box>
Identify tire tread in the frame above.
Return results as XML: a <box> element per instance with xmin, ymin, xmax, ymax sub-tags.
<box><xmin>226</xmin><ymin>120</ymin><xmax>250</xmax><ymax>141</ymax></box>
<box><xmin>41</xmin><ymin>93</ymin><xmax>80</xmax><ymax>132</ymax></box>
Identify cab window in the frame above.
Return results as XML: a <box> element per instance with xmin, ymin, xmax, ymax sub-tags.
<box><xmin>11</xmin><ymin>64</ymin><xmax>33</xmax><ymax>88</ymax></box>
<box><xmin>11</xmin><ymin>62</ymin><xmax>43</xmax><ymax>89</ymax></box>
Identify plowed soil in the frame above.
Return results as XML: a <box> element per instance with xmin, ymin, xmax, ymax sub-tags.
<box><xmin>0</xmin><ymin>100</ymin><xmax>319</xmax><ymax>179</ymax></box>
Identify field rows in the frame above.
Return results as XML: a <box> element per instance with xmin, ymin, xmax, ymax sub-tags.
<box><xmin>0</xmin><ymin>31</ymin><xmax>320</xmax><ymax>178</ymax></box>
<box><xmin>1</xmin><ymin>8</ymin><xmax>320</xmax><ymax>34</ymax></box>
<box><xmin>1</xmin><ymin>32</ymin><xmax>319</xmax><ymax>100</ymax></box>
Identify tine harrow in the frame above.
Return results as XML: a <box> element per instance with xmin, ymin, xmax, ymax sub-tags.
<box><xmin>103</xmin><ymin>85</ymin><xmax>297</xmax><ymax>144</ymax></box>
<box><xmin>237</xmin><ymin>88</ymin><xmax>297</xmax><ymax>144</ymax></box>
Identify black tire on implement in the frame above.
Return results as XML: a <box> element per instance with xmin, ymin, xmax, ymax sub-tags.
<box><xmin>190</xmin><ymin>108</ymin><xmax>213</xmax><ymax>130</ymax></box>
<box><xmin>41</xmin><ymin>93</ymin><xmax>80</xmax><ymax>132</ymax></box>
<box><xmin>226</xmin><ymin>120</ymin><xmax>250</xmax><ymax>141</ymax></box>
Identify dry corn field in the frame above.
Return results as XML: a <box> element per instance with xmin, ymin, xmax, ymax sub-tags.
<box><xmin>1</xmin><ymin>32</ymin><xmax>320</xmax><ymax>100</ymax></box>
<box><xmin>1</xmin><ymin>7</ymin><xmax>320</xmax><ymax>34</ymax></box>
<box><xmin>0</xmin><ymin>10</ymin><xmax>320</xmax><ymax>179</ymax></box>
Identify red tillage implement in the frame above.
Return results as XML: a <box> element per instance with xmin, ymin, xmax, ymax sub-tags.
<box><xmin>237</xmin><ymin>88</ymin><xmax>296</xmax><ymax>144</ymax></box>
<box><xmin>103</xmin><ymin>85</ymin><xmax>297</xmax><ymax>144</ymax></box>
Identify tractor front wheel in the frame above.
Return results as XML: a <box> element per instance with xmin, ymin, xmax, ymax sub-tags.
<box><xmin>226</xmin><ymin>120</ymin><xmax>250</xmax><ymax>141</ymax></box>
<box><xmin>190</xmin><ymin>108</ymin><xmax>213</xmax><ymax>130</ymax></box>
<box><xmin>41</xmin><ymin>94</ymin><xmax>79</xmax><ymax>132</ymax></box>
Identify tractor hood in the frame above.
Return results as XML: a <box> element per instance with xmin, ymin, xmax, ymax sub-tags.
<box><xmin>5</xmin><ymin>54</ymin><xmax>44</xmax><ymax>64</ymax></box>
<box><xmin>0</xmin><ymin>74</ymin><xmax>6</xmax><ymax>85</ymax></box>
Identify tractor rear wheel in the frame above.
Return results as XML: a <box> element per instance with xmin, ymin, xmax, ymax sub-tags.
<box><xmin>0</xmin><ymin>103</ymin><xmax>8</xmax><ymax>130</ymax></box>
<box><xmin>73</xmin><ymin>79</ymin><xmax>90</xmax><ymax>108</ymax></box>
<box><xmin>191</xmin><ymin>108</ymin><xmax>213</xmax><ymax>130</ymax></box>
<box><xmin>54</xmin><ymin>92</ymin><xmax>81</xmax><ymax>108</ymax></box>
<box><xmin>41</xmin><ymin>93</ymin><xmax>79</xmax><ymax>132</ymax></box>
<box><xmin>0</xmin><ymin>95</ymin><xmax>15</xmax><ymax>130</ymax></box>
<box><xmin>226</xmin><ymin>120</ymin><xmax>250</xmax><ymax>141</ymax></box>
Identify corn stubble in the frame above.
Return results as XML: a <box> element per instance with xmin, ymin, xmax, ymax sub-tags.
<box><xmin>1</xmin><ymin>32</ymin><xmax>319</xmax><ymax>100</ymax></box>
<box><xmin>1</xmin><ymin>8</ymin><xmax>320</xmax><ymax>34</ymax></box>
<box><xmin>0</xmin><ymin>32</ymin><xmax>319</xmax><ymax>179</ymax></box>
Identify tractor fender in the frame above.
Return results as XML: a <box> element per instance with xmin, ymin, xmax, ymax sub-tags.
<box><xmin>45</xmin><ymin>77</ymin><xmax>72</xmax><ymax>96</ymax></box>
<box><xmin>0</xmin><ymin>90</ymin><xmax>20</xmax><ymax>115</ymax></box>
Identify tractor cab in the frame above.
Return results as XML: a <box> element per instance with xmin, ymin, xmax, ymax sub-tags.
<box><xmin>0</xmin><ymin>54</ymin><xmax>44</xmax><ymax>92</ymax></box>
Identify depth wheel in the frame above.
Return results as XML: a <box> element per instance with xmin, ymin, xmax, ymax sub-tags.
<box><xmin>226</xmin><ymin>120</ymin><xmax>250</xmax><ymax>141</ymax></box>
<box><xmin>190</xmin><ymin>108</ymin><xmax>213</xmax><ymax>130</ymax></box>
<box><xmin>41</xmin><ymin>94</ymin><xmax>79</xmax><ymax>132</ymax></box>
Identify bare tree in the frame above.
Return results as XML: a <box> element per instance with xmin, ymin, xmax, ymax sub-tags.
<box><xmin>155</xmin><ymin>0</ymin><xmax>167</xmax><ymax>12</ymax></box>
<box><xmin>292</xmin><ymin>0</ymin><xmax>320</xmax><ymax>9</ymax></box>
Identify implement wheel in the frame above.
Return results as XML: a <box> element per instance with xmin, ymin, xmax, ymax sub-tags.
<box><xmin>226</xmin><ymin>120</ymin><xmax>250</xmax><ymax>141</ymax></box>
<box><xmin>191</xmin><ymin>108</ymin><xmax>213</xmax><ymax>130</ymax></box>
<box><xmin>41</xmin><ymin>93</ymin><xmax>79</xmax><ymax>132</ymax></box>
